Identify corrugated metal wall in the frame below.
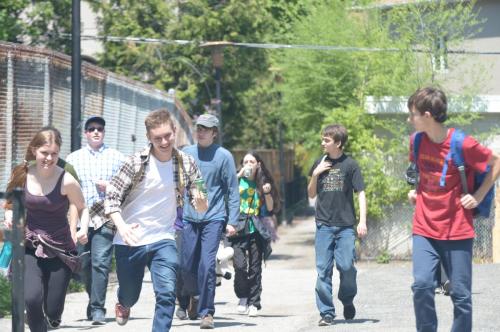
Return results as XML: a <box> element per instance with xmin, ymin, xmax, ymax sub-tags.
<box><xmin>0</xmin><ymin>41</ymin><xmax>194</xmax><ymax>202</ymax></box>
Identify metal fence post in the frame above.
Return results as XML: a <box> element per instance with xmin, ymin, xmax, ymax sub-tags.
<box><xmin>10</xmin><ymin>189</ymin><xmax>25</xmax><ymax>332</ymax></box>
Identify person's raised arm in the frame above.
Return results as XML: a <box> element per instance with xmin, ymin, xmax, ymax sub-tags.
<box><xmin>308</xmin><ymin>158</ymin><xmax>331</xmax><ymax>198</ymax></box>
<box><xmin>262</xmin><ymin>183</ymin><xmax>274</xmax><ymax>212</ymax></box>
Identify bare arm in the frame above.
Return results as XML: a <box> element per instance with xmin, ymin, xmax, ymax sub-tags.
<box><xmin>3</xmin><ymin>209</ymin><xmax>13</xmax><ymax>229</ymax></box>
<box><xmin>356</xmin><ymin>191</ymin><xmax>367</xmax><ymax>238</ymax></box>
<box><xmin>68</xmin><ymin>204</ymin><xmax>79</xmax><ymax>243</ymax></box>
<box><xmin>307</xmin><ymin>175</ymin><xmax>319</xmax><ymax>199</ymax></box>
<box><xmin>63</xmin><ymin>172</ymin><xmax>89</xmax><ymax>244</ymax></box>
<box><xmin>308</xmin><ymin>159</ymin><xmax>332</xmax><ymax>198</ymax></box>
<box><xmin>262</xmin><ymin>183</ymin><xmax>274</xmax><ymax>212</ymax></box>
<box><xmin>109</xmin><ymin>211</ymin><xmax>139</xmax><ymax>246</ymax></box>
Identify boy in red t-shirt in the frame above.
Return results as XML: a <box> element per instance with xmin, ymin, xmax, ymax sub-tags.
<box><xmin>407</xmin><ymin>87</ymin><xmax>500</xmax><ymax>332</ymax></box>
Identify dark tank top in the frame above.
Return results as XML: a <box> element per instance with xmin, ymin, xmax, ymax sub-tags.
<box><xmin>24</xmin><ymin>171</ymin><xmax>75</xmax><ymax>252</ymax></box>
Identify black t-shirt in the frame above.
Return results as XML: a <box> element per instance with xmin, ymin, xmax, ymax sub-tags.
<box><xmin>309</xmin><ymin>154</ymin><xmax>365</xmax><ymax>227</ymax></box>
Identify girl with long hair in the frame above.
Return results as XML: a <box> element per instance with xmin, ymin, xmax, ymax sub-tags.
<box><xmin>229</xmin><ymin>151</ymin><xmax>280</xmax><ymax>317</ymax></box>
<box><xmin>3</xmin><ymin>126</ymin><xmax>89</xmax><ymax>332</ymax></box>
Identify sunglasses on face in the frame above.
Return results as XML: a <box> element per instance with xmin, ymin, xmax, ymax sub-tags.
<box><xmin>86</xmin><ymin>126</ymin><xmax>104</xmax><ymax>133</ymax></box>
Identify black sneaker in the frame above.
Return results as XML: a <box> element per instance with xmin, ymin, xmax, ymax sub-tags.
<box><xmin>188</xmin><ymin>296</ymin><xmax>199</xmax><ymax>320</ymax></box>
<box><xmin>92</xmin><ymin>311</ymin><xmax>106</xmax><ymax>325</ymax></box>
<box><xmin>343</xmin><ymin>304</ymin><xmax>356</xmax><ymax>320</ymax></box>
<box><xmin>442</xmin><ymin>280</ymin><xmax>451</xmax><ymax>296</ymax></box>
<box><xmin>46</xmin><ymin>317</ymin><xmax>61</xmax><ymax>329</ymax></box>
<box><xmin>318</xmin><ymin>315</ymin><xmax>334</xmax><ymax>326</ymax></box>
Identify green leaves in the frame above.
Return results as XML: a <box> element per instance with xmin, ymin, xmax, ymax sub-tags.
<box><xmin>0</xmin><ymin>0</ymin><xmax>27</xmax><ymax>42</ymax></box>
<box><xmin>0</xmin><ymin>0</ymin><xmax>72</xmax><ymax>52</ymax></box>
<box><xmin>274</xmin><ymin>0</ymin><xmax>484</xmax><ymax>220</ymax></box>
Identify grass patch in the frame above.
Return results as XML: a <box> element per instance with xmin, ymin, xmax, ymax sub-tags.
<box><xmin>68</xmin><ymin>279</ymin><xmax>85</xmax><ymax>293</ymax></box>
<box><xmin>376</xmin><ymin>249</ymin><xmax>391</xmax><ymax>264</ymax></box>
<box><xmin>0</xmin><ymin>274</ymin><xmax>11</xmax><ymax>317</ymax></box>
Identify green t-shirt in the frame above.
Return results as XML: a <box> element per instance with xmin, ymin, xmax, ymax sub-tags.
<box><xmin>239</xmin><ymin>177</ymin><xmax>261</xmax><ymax>234</ymax></box>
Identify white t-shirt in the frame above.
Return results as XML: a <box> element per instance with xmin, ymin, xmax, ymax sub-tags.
<box><xmin>114</xmin><ymin>155</ymin><xmax>177</xmax><ymax>246</ymax></box>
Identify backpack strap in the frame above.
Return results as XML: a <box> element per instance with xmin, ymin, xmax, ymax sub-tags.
<box><xmin>413</xmin><ymin>132</ymin><xmax>423</xmax><ymax>172</ymax></box>
<box><xmin>448</xmin><ymin>129</ymin><xmax>469</xmax><ymax>193</ymax></box>
<box><xmin>450</xmin><ymin>129</ymin><xmax>466</xmax><ymax>167</ymax></box>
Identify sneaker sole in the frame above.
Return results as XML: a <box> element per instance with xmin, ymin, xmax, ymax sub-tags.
<box><xmin>200</xmin><ymin>325</ymin><xmax>215</xmax><ymax>329</ymax></box>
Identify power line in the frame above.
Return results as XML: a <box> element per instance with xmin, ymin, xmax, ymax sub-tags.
<box><xmin>61</xmin><ymin>33</ymin><xmax>500</xmax><ymax>55</ymax></box>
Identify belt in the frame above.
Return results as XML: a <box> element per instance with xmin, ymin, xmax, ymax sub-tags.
<box><xmin>102</xmin><ymin>220</ymin><xmax>116</xmax><ymax>231</ymax></box>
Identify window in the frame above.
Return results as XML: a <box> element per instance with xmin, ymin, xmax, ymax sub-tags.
<box><xmin>432</xmin><ymin>36</ymin><xmax>448</xmax><ymax>73</ymax></box>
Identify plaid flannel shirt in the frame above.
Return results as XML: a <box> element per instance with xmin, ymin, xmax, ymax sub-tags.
<box><xmin>101</xmin><ymin>144</ymin><xmax>202</xmax><ymax>219</ymax></box>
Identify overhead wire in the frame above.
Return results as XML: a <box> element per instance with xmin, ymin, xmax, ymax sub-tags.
<box><xmin>60</xmin><ymin>33</ymin><xmax>500</xmax><ymax>55</ymax></box>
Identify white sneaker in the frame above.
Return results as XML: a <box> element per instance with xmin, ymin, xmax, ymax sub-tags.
<box><xmin>237</xmin><ymin>298</ymin><xmax>248</xmax><ymax>314</ymax></box>
<box><xmin>248</xmin><ymin>305</ymin><xmax>258</xmax><ymax>317</ymax></box>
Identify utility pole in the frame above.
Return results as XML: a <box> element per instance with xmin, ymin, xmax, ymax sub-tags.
<box><xmin>201</xmin><ymin>41</ymin><xmax>232</xmax><ymax>145</ymax></box>
<box><xmin>71</xmin><ymin>0</ymin><xmax>81</xmax><ymax>151</ymax></box>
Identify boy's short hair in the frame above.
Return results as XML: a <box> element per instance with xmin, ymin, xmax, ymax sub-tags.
<box><xmin>407</xmin><ymin>87</ymin><xmax>447</xmax><ymax>123</ymax></box>
<box><xmin>145</xmin><ymin>109</ymin><xmax>175</xmax><ymax>132</ymax></box>
<box><xmin>322</xmin><ymin>124</ymin><xmax>348</xmax><ymax>149</ymax></box>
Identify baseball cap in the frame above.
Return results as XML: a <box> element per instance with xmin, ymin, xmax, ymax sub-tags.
<box><xmin>84</xmin><ymin>116</ymin><xmax>106</xmax><ymax>130</ymax></box>
<box><xmin>195</xmin><ymin>114</ymin><xmax>219</xmax><ymax>128</ymax></box>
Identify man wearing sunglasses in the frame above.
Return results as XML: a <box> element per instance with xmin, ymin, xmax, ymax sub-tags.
<box><xmin>66</xmin><ymin>116</ymin><xmax>125</xmax><ymax>325</ymax></box>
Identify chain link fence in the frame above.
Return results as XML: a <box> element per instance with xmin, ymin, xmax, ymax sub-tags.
<box><xmin>358</xmin><ymin>186</ymin><xmax>496</xmax><ymax>262</ymax></box>
<box><xmin>0</xmin><ymin>41</ymin><xmax>194</xmax><ymax>219</ymax></box>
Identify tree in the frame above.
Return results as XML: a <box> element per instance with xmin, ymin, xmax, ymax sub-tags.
<box><xmin>275</xmin><ymin>0</ymin><xmax>483</xmax><ymax>219</ymax></box>
<box><xmin>0</xmin><ymin>0</ymin><xmax>72</xmax><ymax>54</ymax></box>
<box><xmin>90</xmin><ymin>0</ymin><xmax>311</xmax><ymax>149</ymax></box>
<box><xmin>90</xmin><ymin>1</ymin><xmax>261</xmax><ymax>146</ymax></box>
<box><xmin>0</xmin><ymin>0</ymin><xmax>26</xmax><ymax>42</ymax></box>
<box><xmin>24</xmin><ymin>0</ymin><xmax>73</xmax><ymax>54</ymax></box>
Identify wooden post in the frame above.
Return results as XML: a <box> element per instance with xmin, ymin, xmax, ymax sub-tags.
<box><xmin>493</xmin><ymin>183</ymin><xmax>500</xmax><ymax>263</ymax></box>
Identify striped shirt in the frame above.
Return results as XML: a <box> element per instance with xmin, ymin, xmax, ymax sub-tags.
<box><xmin>103</xmin><ymin>144</ymin><xmax>203</xmax><ymax>224</ymax></box>
<box><xmin>66</xmin><ymin>144</ymin><xmax>125</xmax><ymax>229</ymax></box>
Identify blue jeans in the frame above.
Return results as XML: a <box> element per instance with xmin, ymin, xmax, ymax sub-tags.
<box><xmin>180</xmin><ymin>220</ymin><xmax>224</xmax><ymax>317</ymax></box>
<box><xmin>115</xmin><ymin>239</ymin><xmax>177</xmax><ymax>332</ymax></box>
<box><xmin>412</xmin><ymin>235</ymin><xmax>473</xmax><ymax>332</ymax></box>
<box><xmin>315</xmin><ymin>223</ymin><xmax>357</xmax><ymax>318</ymax></box>
<box><xmin>77</xmin><ymin>225</ymin><xmax>114</xmax><ymax>317</ymax></box>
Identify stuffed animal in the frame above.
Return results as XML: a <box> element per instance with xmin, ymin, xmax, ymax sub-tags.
<box><xmin>216</xmin><ymin>242</ymin><xmax>234</xmax><ymax>286</ymax></box>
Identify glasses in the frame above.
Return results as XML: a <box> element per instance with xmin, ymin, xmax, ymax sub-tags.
<box><xmin>86</xmin><ymin>126</ymin><xmax>104</xmax><ymax>133</ymax></box>
<box><xmin>196</xmin><ymin>125</ymin><xmax>213</xmax><ymax>132</ymax></box>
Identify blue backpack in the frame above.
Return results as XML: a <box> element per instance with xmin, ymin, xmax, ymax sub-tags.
<box><xmin>413</xmin><ymin>129</ymin><xmax>495</xmax><ymax>218</ymax></box>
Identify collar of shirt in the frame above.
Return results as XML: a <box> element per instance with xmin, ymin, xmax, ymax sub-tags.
<box><xmin>85</xmin><ymin>143</ymin><xmax>107</xmax><ymax>155</ymax></box>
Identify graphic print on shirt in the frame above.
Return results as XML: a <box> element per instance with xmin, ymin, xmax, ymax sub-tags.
<box><xmin>419</xmin><ymin>152</ymin><xmax>448</xmax><ymax>193</ymax></box>
<box><xmin>239</xmin><ymin>178</ymin><xmax>260</xmax><ymax>216</ymax></box>
<box><xmin>321</xmin><ymin>168</ymin><xmax>344</xmax><ymax>192</ymax></box>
